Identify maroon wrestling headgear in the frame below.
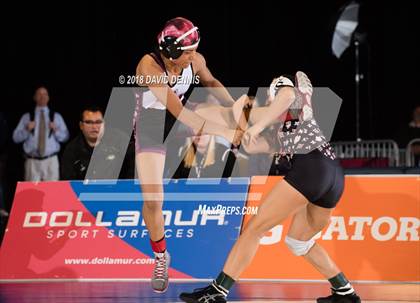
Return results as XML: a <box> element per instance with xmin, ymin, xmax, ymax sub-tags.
<box><xmin>157</xmin><ymin>17</ymin><xmax>200</xmax><ymax>60</ymax></box>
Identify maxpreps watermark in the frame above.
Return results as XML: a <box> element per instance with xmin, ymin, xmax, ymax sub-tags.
<box><xmin>197</xmin><ymin>204</ymin><xmax>258</xmax><ymax>216</ymax></box>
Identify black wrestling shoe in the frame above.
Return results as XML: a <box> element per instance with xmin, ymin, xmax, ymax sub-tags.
<box><xmin>179</xmin><ymin>284</ymin><xmax>227</xmax><ymax>303</ymax></box>
<box><xmin>317</xmin><ymin>291</ymin><xmax>361</xmax><ymax>303</ymax></box>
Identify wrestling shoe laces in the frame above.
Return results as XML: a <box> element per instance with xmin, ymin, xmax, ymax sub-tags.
<box><xmin>151</xmin><ymin>251</ymin><xmax>170</xmax><ymax>293</ymax></box>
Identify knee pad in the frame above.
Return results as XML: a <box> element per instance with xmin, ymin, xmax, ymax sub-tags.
<box><xmin>284</xmin><ymin>236</ymin><xmax>315</xmax><ymax>256</ymax></box>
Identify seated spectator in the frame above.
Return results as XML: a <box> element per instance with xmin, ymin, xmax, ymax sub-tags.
<box><xmin>408</xmin><ymin>106</ymin><xmax>420</xmax><ymax>133</ymax></box>
<box><xmin>407</xmin><ymin>106</ymin><xmax>420</xmax><ymax>165</ymax></box>
<box><xmin>12</xmin><ymin>86</ymin><xmax>69</xmax><ymax>181</ymax></box>
<box><xmin>61</xmin><ymin>105</ymin><xmax>134</xmax><ymax>180</ymax></box>
<box><xmin>169</xmin><ymin>134</ymin><xmax>240</xmax><ymax>179</ymax></box>
<box><xmin>395</xmin><ymin>106</ymin><xmax>420</xmax><ymax>146</ymax></box>
<box><xmin>395</xmin><ymin>105</ymin><xmax>420</xmax><ymax>166</ymax></box>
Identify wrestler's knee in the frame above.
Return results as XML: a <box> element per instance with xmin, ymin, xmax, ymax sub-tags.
<box><xmin>143</xmin><ymin>199</ymin><xmax>164</xmax><ymax>212</ymax></box>
<box><xmin>307</xmin><ymin>209</ymin><xmax>330</xmax><ymax>232</ymax></box>
<box><xmin>241</xmin><ymin>218</ymin><xmax>273</xmax><ymax>240</ymax></box>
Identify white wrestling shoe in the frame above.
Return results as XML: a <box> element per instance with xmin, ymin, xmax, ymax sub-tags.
<box><xmin>295</xmin><ymin>71</ymin><xmax>314</xmax><ymax>121</ymax></box>
<box><xmin>151</xmin><ymin>250</ymin><xmax>170</xmax><ymax>293</ymax></box>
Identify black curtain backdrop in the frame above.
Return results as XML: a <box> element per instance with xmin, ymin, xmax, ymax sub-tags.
<box><xmin>4</xmin><ymin>0</ymin><xmax>418</xmax><ymax>139</ymax></box>
<box><xmin>2</xmin><ymin>0</ymin><xmax>418</xmax><ymax>154</ymax></box>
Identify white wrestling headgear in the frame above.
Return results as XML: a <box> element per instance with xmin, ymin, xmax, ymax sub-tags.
<box><xmin>268</xmin><ymin>76</ymin><xmax>295</xmax><ymax>99</ymax></box>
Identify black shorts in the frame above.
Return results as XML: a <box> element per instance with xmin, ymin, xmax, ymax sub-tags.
<box><xmin>135</xmin><ymin>108</ymin><xmax>194</xmax><ymax>154</ymax></box>
<box><xmin>135</xmin><ymin>108</ymin><xmax>167</xmax><ymax>154</ymax></box>
<box><xmin>284</xmin><ymin>149</ymin><xmax>344</xmax><ymax>208</ymax></box>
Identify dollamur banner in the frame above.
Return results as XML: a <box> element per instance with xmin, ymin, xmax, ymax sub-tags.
<box><xmin>0</xmin><ymin>178</ymin><xmax>249</xmax><ymax>280</ymax></box>
<box><xmin>1</xmin><ymin>176</ymin><xmax>418</xmax><ymax>282</ymax></box>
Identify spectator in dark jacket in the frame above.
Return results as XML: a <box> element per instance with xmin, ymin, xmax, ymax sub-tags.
<box><xmin>61</xmin><ymin>106</ymin><xmax>134</xmax><ymax>180</ymax></box>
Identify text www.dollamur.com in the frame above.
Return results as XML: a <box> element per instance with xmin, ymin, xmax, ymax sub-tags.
<box><xmin>64</xmin><ymin>257</ymin><xmax>154</xmax><ymax>265</ymax></box>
